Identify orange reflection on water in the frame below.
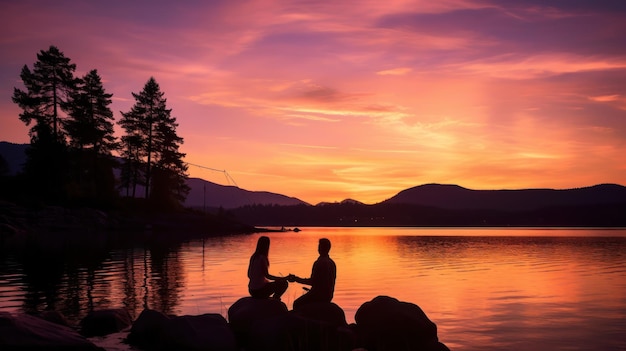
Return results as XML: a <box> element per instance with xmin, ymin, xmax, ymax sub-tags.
<box><xmin>1</xmin><ymin>227</ymin><xmax>625</xmax><ymax>350</ymax></box>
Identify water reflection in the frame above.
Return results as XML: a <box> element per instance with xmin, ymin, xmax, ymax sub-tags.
<box><xmin>20</xmin><ymin>251</ymin><xmax>65</xmax><ymax>314</ymax></box>
<box><xmin>0</xmin><ymin>243</ymin><xmax>191</xmax><ymax>324</ymax></box>
<box><xmin>146</xmin><ymin>243</ymin><xmax>184</xmax><ymax>314</ymax></box>
<box><xmin>386</xmin><ymin>235</ymin><xmax>626</xmax><ymax>351</ymax></box>
<box><xmin>1</xmin><ymin>228</ymin><xmax>625</xmax><ymax>350</ymax></box>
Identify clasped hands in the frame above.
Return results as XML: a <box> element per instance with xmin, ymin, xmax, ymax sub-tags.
<box><xmin>282</xmin><ymin>274</ymin><xmax>298</xmax><ymax>282</ymax></box>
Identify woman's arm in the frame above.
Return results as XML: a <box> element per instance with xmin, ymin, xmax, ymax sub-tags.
<box><xmin>266</xmin><ymin>272</ymin><xmax>286</xmax><ymax>281</ymax></box>
<box><xmin>258</xmin><ymin>255</ymin><xmax>285</xmax><ymax>281</ymax></box>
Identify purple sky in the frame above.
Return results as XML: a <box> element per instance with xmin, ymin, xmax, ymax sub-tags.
<box><xmin>1</xmin><ymin>0</ymin><xmax>625</xmax><ymax>204</ymax></box>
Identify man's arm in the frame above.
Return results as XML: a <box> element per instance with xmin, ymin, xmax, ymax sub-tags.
<box><xmin>292</xmin><ymin>275</ymin><xmax>312</xmax><ymax>285</ymax></box>
<box><xmin>290</xmin><ymin>261</ymin><xmax>316</xmax><ymax>285</ymax></box>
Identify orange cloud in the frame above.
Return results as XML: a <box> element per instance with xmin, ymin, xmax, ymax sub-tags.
<box><xmin>1</xmin><ymin>0</ymin><xmax>625</xmax><ymax>204</ymax></box>
<box><xmin>376</xmin><ymin>67</ymin><xmax>413</xmax><ymax>76</ymax></box>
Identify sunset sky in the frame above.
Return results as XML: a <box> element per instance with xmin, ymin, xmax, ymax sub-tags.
<box><xmin>1</xmin><ymin>0</ymin><xmax>625</xmax><ymax>204</ymax></box>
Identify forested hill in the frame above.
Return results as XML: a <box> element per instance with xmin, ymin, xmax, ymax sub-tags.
<box><xmin>185</xmin><ymin>178</ymin><xmax>308</xmax><ymax>209</ymax></box>
<box><xmin>382</xmin><ymin>183</ymin><xmax>626</xmax><ymax>211</ymax></box>
<box><xmin>230</xmin><ymin>184</ymin><xmax>626</xmax><ymax>227</ymax></box>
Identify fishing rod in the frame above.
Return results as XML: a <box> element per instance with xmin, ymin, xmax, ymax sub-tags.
<box><xmin>186</xmin><ymin>162</ymin><xmax>239</xmax><ymax>188</ymax></box>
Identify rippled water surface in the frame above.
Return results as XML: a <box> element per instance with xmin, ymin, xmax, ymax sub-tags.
<box><xmin>1</xmin><ymin>227</ymin><xmax>626</xmax><ymax>350</ymax></box>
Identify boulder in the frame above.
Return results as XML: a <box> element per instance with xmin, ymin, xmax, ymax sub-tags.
<box><xmin>227</xmin><ymin>297</ymin><xmax>288</xmax><ymax>341</ymax></box>
<box><xmin>291</xmin><ymin>301</ymin><xmax>348</xmax><ymax>328</ymax></box>
<box><xmin>228</xmin><ymin>297</ymin><xmax>358</xmax><ymax>350</ymax></box>
<box><xmin>0</xmin><ymin>311</ymin><xmax>104</xmax><ymax>350</ymax></box>
<box><xmin>246</xmin><ymin>312</ymin><xmax>354</xmax><ymax>351</ymax></box>
<box><xmin>79</xmin><ymin>308</ymin><xmax>132</xmax><ymax>337</ymax></box>
<box><xmin>31</xmin><ymin>310</ymin><xmax>70</xmax><ymax>327</ymax></box>
<box><xmin>160</xmin><ymin>313</ymin><xmax>237</xmax><ymax>351</ymax></box>
<box><xmin>126</xmin><ymin>309</ymin><xmax>169</xmax><ymax>349</ymax></box>
<box><xmin>354</xmin><ymin>295</ymin><xmax>449</xmax><ymax>351</ymax></box>
<box><xmin>127</xmin><ymin>309</ymin><xmax>237</xmax><ymax>351</ymax></box>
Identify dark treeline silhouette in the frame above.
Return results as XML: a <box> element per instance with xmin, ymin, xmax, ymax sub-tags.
<box><xmin>8</xmin><ymin>45</ymin><xmax>188</xmax><ymax>212</ymax></box>
<box><xmin>0</xmin><ymin>154</ymin><xmax>9</xmax><ymax>177</ymax></box>
<box><xmin>230</xmin><ymin>195</ymin><xmax>626</xmax><ymax>227</ymax></box>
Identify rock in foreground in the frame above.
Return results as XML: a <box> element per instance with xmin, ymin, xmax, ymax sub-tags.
<box><xmin>80</xmin><ymin>308</ymin><xmax>132</xmax><ymax>337</ymax></box>
<box><xmin>354</xmin><ymin>295</ymin><xmax>450</xmax><ymax>351</ymax></box>
<box><xmin>0</xmin><ymin>312</ymin><xmax>104</xmax><ymax>351</ymax></box>
<box><xmin>2</xmin><ymin>295</ymin><xmax>450</xmax><ymax>351</ymax></box>
<box><xmin>127</xmin><ymin>309</ymin><xmax>237</xmax><ymax>351</ymax></box>
<box><xmin>227</xmin><ymin>297</ymin><xmax>289</xmax><ymax>348</ymax></box>
<box><xmin>229</xmin><ymin>298</ymin><xmax>355</xmax><ymax>351</ymax></box>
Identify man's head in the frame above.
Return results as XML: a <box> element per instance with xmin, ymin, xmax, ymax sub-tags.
<box><xmin>318</xmin><ymin>238</ymin><xmax>331</xmax><ymax>255</ymax></box>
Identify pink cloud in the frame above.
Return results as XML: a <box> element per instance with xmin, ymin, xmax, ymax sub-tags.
<box><xmin>1</xmin><ymin>0</ymin><xmax>625</xmax><ymax>204</ymax></box>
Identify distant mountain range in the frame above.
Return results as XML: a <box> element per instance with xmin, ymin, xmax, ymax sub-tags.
<box><xmin>185</xmin><ymin>177</ymin><xmax>307</xmax><ymax>209</ymax></box>
<box><xmin>231</xmin><ymin>183</ymin><xmax>626</xmax><ymax>227</ymax></box>
<box><xmin>0</xmin><ymin>142</ymin><xmax>28</xmax><ymax>176</ymax></box>
<box><xmin>382</xmin><ymin>183</ymin><xmax>626</xmax><ymax>211</ymax></box>
<box><xmin>2</xmin><ymin>141</ymin><xmax>625</xmax><ymax>227</ymax></box>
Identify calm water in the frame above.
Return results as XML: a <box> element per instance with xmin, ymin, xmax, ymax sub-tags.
<box><xmin>1</xmin><ymin>227</ymin><xmax>626</xmax><ymax>350</ymax></box>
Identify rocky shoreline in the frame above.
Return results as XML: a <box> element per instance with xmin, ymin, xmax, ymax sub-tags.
<box><xmin>0</xmin><ymin>295</ymin><xmax>450</xmax><ymax>351</ymax></box>
<box><xmin>0</xmin><ymin>200</ymin><xmax>265</xmax><ymax>252</ymax></box>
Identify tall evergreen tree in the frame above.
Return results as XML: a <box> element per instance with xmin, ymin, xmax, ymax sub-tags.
<box><xmin>65</xmin><ymin>69</ymin><xmax>119</xmax><ymax>203</ymax></box>
<box><xmin>118</xmin><ymin>133</ymin><xmax>145</xmax><ymax>198</ymax></box>
<box><xmin>65</xmin><ymin>70</ymin><xmax>117</xmax><ymax>154</ymax></box>
<box><xmin>119</xmin><ymin>77</ymin><xmax>189</xmax><ymax>208</ymax></box>
<box><xmin>151</xmin><ymin>110</ymin><xmax>190</xmax><ymax>208</ymax></box>
<box><xmin>12</xmin><ymin>46</ymin><xmax>78</xmax><ymax>203</ymax></box>
<box><xmin>12</xmin><ymin>45</ymin><xmax>78</xmax><ymax>143</ymax></box>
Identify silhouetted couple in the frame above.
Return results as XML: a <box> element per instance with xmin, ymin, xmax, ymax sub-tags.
<box><xmin>247</xmin><ymin>236</ymin><xmax>336</xmax><ymax>309</ymax></box>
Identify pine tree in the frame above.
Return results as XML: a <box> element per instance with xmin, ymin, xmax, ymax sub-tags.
<box><xmin>119</xmin><ymin>77</ymin><xmax>189</xmax><ymax>208</ymax></box>
<box><xmin>65</xmin><ymin>69</ymin><xmax>119</xmax><ymax>204</ymax></box>
<box><xmin>151</xmin><ymin>110</ymin><xmax>190</xmax><ymax>208</ymax></box>
<box><xmin>65</xmin><ymin>70</ymin><xmax>117</xmax><ymax>154</ymax></box>
<box><xmin>12</xmin><ymin>46</ymin><xmax>78</xmax><ymax>143</ymax></box>
<box><xmin>118</xmin><ymin>134</ymin><xmax>145</xmax><ymax>198</ymax></box>
<box><xmin>12</xmin><ymin>46</ymin><xmax>78</xmax><ymax>203</ymax></box>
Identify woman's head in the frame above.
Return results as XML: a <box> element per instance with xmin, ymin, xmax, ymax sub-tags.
<box><xmin>255</xmin><ymin>236</ymin><xmax>270</xmax><ymax>256</ymax></box>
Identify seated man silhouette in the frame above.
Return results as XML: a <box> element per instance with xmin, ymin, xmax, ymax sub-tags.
<box><xmin>289</xmin><ymin>238</ymin><xmax>336</xmax><ymax>309</ymax></box>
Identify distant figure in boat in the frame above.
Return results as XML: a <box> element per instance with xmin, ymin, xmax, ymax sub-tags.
<box><xmin>288</xmin><ymin>238</ymin><xmax>336</xmax><ymax>309</ymax></box>
<box><xmin>248</xmin><ymin>236</ymin><xmax>290</xmax><ymax>300</ymax></box>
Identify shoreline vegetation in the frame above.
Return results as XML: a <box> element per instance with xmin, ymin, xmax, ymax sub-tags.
<box><xmin>0</xmin><ymin>200</ymin><xmax>278</xmax><ymax>253</ymax></box>
<box><xmin>2</xmin><ymin>198</ymin><xmax>625</xmax><ymax>254</ymax></box>
<box><xmin>1</xmin><ymin>203</ymin><xmax>623</xmax><ymax>269</ymax></box>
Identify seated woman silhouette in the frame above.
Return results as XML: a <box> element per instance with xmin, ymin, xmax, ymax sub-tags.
<box><xmin>247</xmin><ymin>236</ymin><xmax>289</xmax><ymax>300</ymax></box>
<box><xmin>289</xmin><ymin>238</ymin><xmax>336</xmax><ymax>309</ymax></box>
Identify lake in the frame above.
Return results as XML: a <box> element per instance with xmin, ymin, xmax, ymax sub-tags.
<box><xmin>1</xmin><ymin>227</ymin><xmax>626</xmax><ymax>350</ymax></box>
